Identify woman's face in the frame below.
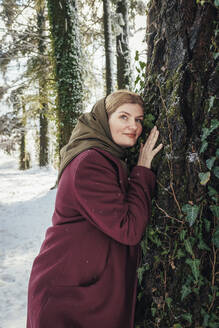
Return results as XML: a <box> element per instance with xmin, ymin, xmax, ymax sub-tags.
<box><xmin>108</xmin><ymin>103</ymin><xmax>143</xmax><ymax>147</ymax></box>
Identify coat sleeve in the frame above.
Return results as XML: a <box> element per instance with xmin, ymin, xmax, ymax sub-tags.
<box><xmin>73</xmin><ymin>150</ymin><xmax>156</xmax><ymax>246</ymax></box>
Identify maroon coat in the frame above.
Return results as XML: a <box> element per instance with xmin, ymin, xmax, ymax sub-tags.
<box><xmin>27</xmin><ymin>148</ymin><xmax>155</xmax><ymax>328</ymax></box>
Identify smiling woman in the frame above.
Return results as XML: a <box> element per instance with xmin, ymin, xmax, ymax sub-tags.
<box><xmin>27</xmin><ymin>89</ymin><xmax>162</xmax><ymax>328</ymax></box>
<box><xmin>108</xmin><ymin>103</ymin><xmax>143</xmax><ymax>147</ymax></box>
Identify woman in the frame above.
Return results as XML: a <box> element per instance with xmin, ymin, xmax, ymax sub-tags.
<box><xmin>27</xmin><ymin>90</ymin><xmax>162</xmax><ymax>328</ymax></box>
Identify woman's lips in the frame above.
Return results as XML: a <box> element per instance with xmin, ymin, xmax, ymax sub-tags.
<box><xmin>124</xmin><ymin>133</ymin><xmax>136</xmax><ymax>138</ymax></box>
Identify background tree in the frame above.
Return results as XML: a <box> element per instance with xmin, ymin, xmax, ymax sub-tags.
<box><xmin>0</xmin><ymin>0</ymin><xmax>53</xmax><ymax>167</ymax></box>
<box><xmin>37</xmin><ymin>0</ymin><xmax>49</xmax><ymax>167</ymax></box>
<box><xmin>19</xmin><ymin>98</ymin><xmax>30</xmax><ymax>170</ymax></box>
<box><xmin>103</xmin><ymin>0</ymin><xmax>114</xmax><ymax>94</ymax></box>
<box><xmin>115</xmin><ymin>0</ymin><xmax>132</xmax><ymax>89</ymax></box>
<box><xmin>77</xmin><ymin>0</ymin><xmax>105</xmax><ymax>101</ymax></box>
<box><xmin>47</xmin><ymin>0</ymin><xmax>83</xmax><ymax>152</ymax></box>
<box><xmin>135</xmin><ymin>1</ymin><xmax>219</xmax><ymax>327</ymax></box>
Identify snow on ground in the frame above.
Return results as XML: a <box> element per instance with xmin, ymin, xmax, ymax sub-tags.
<box><xmin>0</xmin><ymin>150</ymin><xmax>57</xmax><ymax>328</ymax></box>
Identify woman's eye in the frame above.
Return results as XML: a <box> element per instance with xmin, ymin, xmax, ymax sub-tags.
<box><xmin>136</xmin><ymin>119</ymin><xmax>143</xmax><ymax>123</ymax></box>
<box><xmin>120</xmin><ymin>115</ymin><xmax>128</xmax><ymax>120</ymax></box>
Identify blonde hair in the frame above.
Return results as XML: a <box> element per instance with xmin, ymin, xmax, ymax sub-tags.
<box><xmin>105</xmin><ymin>89</ymin><xmax>144</xmax><ymax>116</ymax></box>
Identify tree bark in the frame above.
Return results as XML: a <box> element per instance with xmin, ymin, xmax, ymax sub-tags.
<box><xmin>19</xmin><ymin>101</ymin><xmax>30</xmax><ymax>170</ymax></box>
<box><xmin>103</xmin><ymin>0</ymin><xmax>114</xmax><ymax>94</ymax></box>
<box><xmin>37</xmin><ymin>1</ymin><xmax>49</xmax><ymax>166</ymax></box>
<box><xmin>136</xmin><ymin>1</ymin><xmax>219</xmax><ymax>326</ymax></box>
<box><xmin>47</xmin><ymin>0</ymin><xmax>83</xmax><ymax>152</ymax></box>
<box><xmin>116</xmin><ymin>0</ymin><xmax>132</xmax><ymax>89</ymax></box>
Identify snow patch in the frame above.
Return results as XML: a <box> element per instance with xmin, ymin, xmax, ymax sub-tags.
<box><xmin>0</xmin><ymin>150</ymin><xmax>57</xmax><ymax>328</ymax></box>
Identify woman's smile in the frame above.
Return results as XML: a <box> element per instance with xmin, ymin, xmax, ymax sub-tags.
<box><xmin>123</xmin><ymin>133</ymin><xmax>136</xmax><ymax>138</ymax></box>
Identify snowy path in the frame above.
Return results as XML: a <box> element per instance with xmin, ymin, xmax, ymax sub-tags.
<box><xmin>0</xmin><ymin>151</ymin><xmax>57</xmax><ymax>328</ymax></box>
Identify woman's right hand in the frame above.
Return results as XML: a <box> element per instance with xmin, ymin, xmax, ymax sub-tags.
<box><xmin>137</xmin><ymin>126</ymin><xmax>163</xmax><ymax>169</ymax></box>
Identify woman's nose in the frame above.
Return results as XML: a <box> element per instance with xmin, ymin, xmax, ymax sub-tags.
<box><xmin>128</xmin><ymin>119</ymin><xmax>137</xmax><ymax>131</ymax></box>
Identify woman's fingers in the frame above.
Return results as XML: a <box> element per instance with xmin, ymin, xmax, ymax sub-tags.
<box><xmin>137</xmin><ymin>126</ymin><xmax>163</xmax><ymax>168</ymax></box>
<box><xmin>153</xmin><ymin>143</ymin><xmax>163</xmax><ymax>154</ymax></box>
<box><xmin>144</xmin><ymin>126</ymin><xmax>160</xmax><ymax>150</ymax></box>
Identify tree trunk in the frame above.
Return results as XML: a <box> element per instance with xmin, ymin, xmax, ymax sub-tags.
<box><xmin>37</xmin><ymin>1</ymin><xmax>49</xmax><ymax>166</ymax></box>
<box><xmin>19</xmin><ymin>102</ymin><xmax>30</xmax><ymax>170</ymax></box>
<box><xmin>47</xmin><ymin>0</ymin><xmax>83</xmax><ymax>152</ymax></box>
<box><xmin>39</xmin><ymin>106</ymin><xmax>48</xmax><ymax>166</ymax></box>
<box><xmin>116</xmin><ymin>0</ymin><xmax>132</xmax><ymax>89</ymax></box>
<box><xmin>103</xmin><ymin>0</ymin><xmax>114</xmax><ymax>95</ymax></box>
<box><xmin>136</xmin><ymin>1</ymin><xmax>219</xmax><ymax>327</ymax></box>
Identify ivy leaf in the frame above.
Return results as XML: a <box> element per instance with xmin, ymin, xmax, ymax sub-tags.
<box><xmin>184</xmin><ymin>238</ymin><xmax>195</xmax><ymax>257</ymax></box>
<box><xmin>210</xmin><ymin>119</ymin><xmax>219</xmax><ymax>133</ymax></box>
<box><xmin>201</xmin><ymin>128</ymin><xmax>210</xmax><ymax>141</ymax></box>
<box><xmin>151</xmin><ymin>307</ymin><xmax>156</xmax><ymax>317</ymax></box>
<box><xmin>212</xmin><ymin>224</ymin><xmax>219</xmax><ymax>248</ymax></box>
<box><xmin>137</xmin><ymin>291</ymin><xmax>144</xmax><ymax>302</ymax></box>
<box><xmin>201</xmin><ymin>308</ymin><xmax>210</xmax><ymax>326</ymax></box>
<box><xmin>176</xmin><ymin>248</ymin><xmax>186</xmax><ymax>259</ymax></box>
<box><xmin>198</xmin><ymin>238</ymin><xmax>210</xmax><ymax>251</ymax></box>
<box><xmin>165</xmin><ymin>297</ymin><xmax>172</xmax><ymax>309</ymax></box>
<box><xmin>210</xmin><ymin>205</ymin><xmax>219</xmax><ymax>218</ymax></box>
<box><xmin>199</xmin><ymin>171</ymin><xmax>211</xmax><ymax>185</ymax></box>
<box><xmin>181</xmin><ymin>285</ymin><xmax>192</xmax><ymax>300</ymax></box>
<box><xmin>201</xmin><ymin>120</ymin><xmax>219</xmax><ymax>141</ymax></box>
<box><xmin>135</xmin><ymin>50</ymin><xmax>139</xmax><ymax>61</ymax></box>
<box><xmin>135</xmin><ymin>76</ymin><xmax>140</xmax><ymax>84</ymax></box>
<box><xmin>213</xmin><ymin>52</ymin><xmax>219</xmax><ymax>60</ymax></box>
<box><xmin>145</xmin><ymin>113</ymin><xmax>155</xmax><ymax>122</ymax></box>
<box><xmin>181</xmin><ymin>313</ymin><xmax>192</xmax><ymax>324</ymax></box>
<box><xmin>173</xmin><ymin>325</ymin><xmax>183</xmax><ymax>328</ymax></box>
<box><xmin>208</xmin><ymin>186</ymin><xmax>218</xmax><ymax>197</ymax></box>
<box><xmin>200</xmin><ymin>140</ymin><xmax>208</xmax><ymax>153</ymax></box>
<box><xmin>213</xmin><ymin>166</ymin><xmax>219</xmax><ymax>179</ymax></box>
<box><xmin>215</xmin><ymin>0</ymin><xmax>219</xmax><ymax>7</ymax></box>
<box><xmin>182</xmin><ymin>204</ymin><xmax>200</xmax><ymax>226</ymax></box>
<box><xmin>179</xmin><ymin>229</ymin><xmax>187</xmax><ymax>241</ymax></box>
<box><xmin>206</xmin><ymin>157</ymin><xmax>216</xmax><ymax>170</ymax></box>
<box><xmin>208</xmin><ymin>96</ymin><xmax>215</xmax><ymax>111</ymax></box>
<box><xmin>186</xmin><ymin>258</ymin><xmax>200</xmax><ymax>281</ymax></box>
<box><xmin>204</xmin><ymin>219</ymin><xmax>211</xmax><ymax>232</ymax></box>
<box><xmin>137</xmin><ymin>266</ymin><xmax>145</xmax><ymax>285</ymax></box>
<box><xmin>139</xmin><ymin>61</ymin><xmax>146</xmax><ymax>69</ymax></box>
<box><xmin>216</xmin><ymin>149</ymin><xmax>219</xmax><ymax>158</ymax></box>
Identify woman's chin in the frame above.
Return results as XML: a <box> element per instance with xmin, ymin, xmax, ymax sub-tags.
<box><xmin>119</xmin><ymin>141</ymin><xmax>137</xmax><ymax>148</ymax></box>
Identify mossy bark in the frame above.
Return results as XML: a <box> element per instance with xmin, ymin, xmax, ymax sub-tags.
<box><xmin>116</xmin><ymin>0</ymin><xmax>132</xmax><ymax>89</ymax></box>
<box><xmin>19</xmin><ymin>102</ymin><xmax>30</xmax><ymax>170</ymax></box>
<box><xmin>135</xmin><ymin>1</ymin><xmax>219</xmax><ymax>327</ymax></box>
<box><xmin>38</xmin><ymin>1</ymin><xmax>49</xmax><ymax>167</ymax></box>
<box><xmin>103</xmin><ymin>0</ymin><xmax>114</xmax><ymax>94</ymax></box>
<box><xmin>47</xmin><ymin>0</ymin><xmax>83</xmax><ymax>152</ymax></box>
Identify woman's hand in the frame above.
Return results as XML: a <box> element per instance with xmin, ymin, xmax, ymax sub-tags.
<box><xmin>137</xmin><ymin>126</ymin><xmax>163</xmax><ymax>169</ymax></box>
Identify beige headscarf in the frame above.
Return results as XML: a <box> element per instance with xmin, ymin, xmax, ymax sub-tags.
<box><xmin>58</xmin><ymin>97</ymin><xmax>126</xmax><ymax>182</ymax></box>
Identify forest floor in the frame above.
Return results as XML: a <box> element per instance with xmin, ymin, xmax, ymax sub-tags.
<box><xmin>0</xmin><ymin>150</ymin><xmax>57</xmax><ymax>328</ymax></box>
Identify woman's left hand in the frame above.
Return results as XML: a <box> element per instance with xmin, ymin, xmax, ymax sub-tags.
<box><xmin>137</xmin><ymin>126</ymin><xmax>163</xmax><ymax>169</ymax></box>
